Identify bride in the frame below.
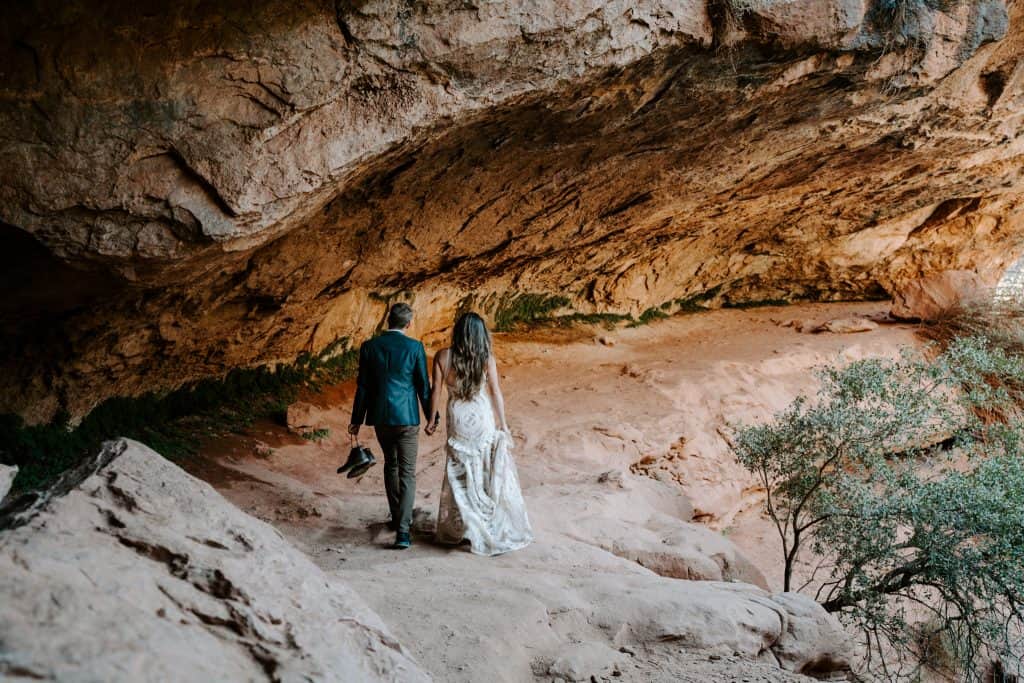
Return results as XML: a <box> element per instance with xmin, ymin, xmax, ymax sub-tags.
<box><xmin>425</xmin><ymin>312</ymin><xmax>533</xmax><ymax>556</ymax></box>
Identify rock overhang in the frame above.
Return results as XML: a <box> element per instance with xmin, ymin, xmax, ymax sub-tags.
<box><xmin>0</xmin><ymin>0</ymin><xmax>1022</xmax><ymax>421</ymax></box>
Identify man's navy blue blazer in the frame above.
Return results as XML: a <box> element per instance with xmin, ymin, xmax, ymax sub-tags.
<box><xmin>350</xmin><ymin>330</ymin><xmax>431</xmax><ymax>427</ymax></box>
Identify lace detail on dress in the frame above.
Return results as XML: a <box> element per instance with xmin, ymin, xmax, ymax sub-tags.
<box><xmin>435</xmin><ymin>382</ymin><xmax>533</xmax><ymax>556</ymax></box>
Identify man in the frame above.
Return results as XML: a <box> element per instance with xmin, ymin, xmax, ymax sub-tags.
<box><xmin>349</xmin><ymin>302</ymin><xmax>431</xmax><ymax>549</ymax></box>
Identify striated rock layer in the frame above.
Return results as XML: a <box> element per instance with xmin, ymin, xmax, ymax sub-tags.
<box><xmin>2</xmin><ymin>0</ymin><xmax>1023</xmax><ymax>420</ymax></box>
<box><xmin>0</xmin><ymin>439</ymin><xmax>431</xmax><ymax>681</ymax></box>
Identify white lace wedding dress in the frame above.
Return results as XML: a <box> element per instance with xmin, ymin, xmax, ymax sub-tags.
<box><xmin>436</xmin><ymin>378</ymin><xmax>533</xmax><ymax>556</ymax></box>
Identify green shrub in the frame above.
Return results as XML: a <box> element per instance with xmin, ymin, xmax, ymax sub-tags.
<box><xmin>301</xmin><ymin>428</ymin><xmax>330</xmax><ymax>442</ymax></box>
<box><xmin>676</xmin><ymin>285</ymin><xmax>722</xmax><ymax>313</ymax></box>
<box><xmin>553</xmin><ymin>312</ymin><xmax>634</xmax><ymax>330</ymax></box>
<box><xmin>493</xmin><ymin>293</ymin><xmax>571</xmax><ymax>331</ymax></box>
<box><xmin>734</xmin><ymin>337</ymin><xmax>1024</xmax><ymax>680</ymax></box>
<box><xmin>628</xmin><ymin>306</ymin><xmax>670</xmax><ymax>327</ymax></box>
<box><xmin>722</xmin><ymin>298</ymin><xmax>790</xmax><ymax>309</ymax></box>
<box><xmin>0</xmin><ymin>339</ymin><xmax>358</xmax><ymax>495</ymax></box>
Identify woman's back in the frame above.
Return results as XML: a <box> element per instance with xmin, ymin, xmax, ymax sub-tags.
<box><xmin>438</xmin><ymin>347</ymin><xmax>486</xmax><ymax>398</ymax></box>
<box><xmin>433</xmin><ymin>311</ymin><xmax>532</xmax><ymax>555</ymax></box>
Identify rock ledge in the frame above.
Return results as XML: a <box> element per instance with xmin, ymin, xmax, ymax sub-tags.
<box><xmin>0</xmin><ymin>439</ymin><xmax>430</xmax><ymax>682</ymax></box>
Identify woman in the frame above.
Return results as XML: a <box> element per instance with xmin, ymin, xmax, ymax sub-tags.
<box><xmin>426</xmin><ymin>312</ymin><xmax>533</xmax><ymax>556</ymax></box>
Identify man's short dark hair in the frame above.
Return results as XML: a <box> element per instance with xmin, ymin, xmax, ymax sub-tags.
<box><xmin>387</xmin><ymin>302</ymin><xmax>414</xmax><ymax>329</ymax></box>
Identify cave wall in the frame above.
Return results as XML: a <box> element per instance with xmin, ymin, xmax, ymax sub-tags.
<box><xmin>1</xmin><ymin>0</ymin><xmax>1023</xmax><ymax>422</ymax></box>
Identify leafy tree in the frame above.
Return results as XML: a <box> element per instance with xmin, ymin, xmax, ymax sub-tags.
<box><xmin>734</xmin><ymin>338</ymin><xmax>1024</xmax><ymax>680</ymax></box>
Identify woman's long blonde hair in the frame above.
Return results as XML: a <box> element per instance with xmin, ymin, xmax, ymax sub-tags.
<box><xmin>450</xmin><ymin>312</ymin><xmax>491</xmax><ymax>401</ymax></box>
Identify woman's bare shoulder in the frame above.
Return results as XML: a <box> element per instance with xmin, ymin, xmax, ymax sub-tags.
<box><xmin>434</xmin><ymin>347</ymin><xmax>451</xmax><ymax>364</ymax></box>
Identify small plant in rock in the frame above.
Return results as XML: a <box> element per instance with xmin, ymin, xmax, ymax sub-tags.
<box><xmin>493</xmin><ymin>293</ymin><xmax>572</xmax><ymax>332</ymax></box>
<box><xmin>920</xmin><ymin>284</ymin><xmax>1024</xmax><ymax>360</ymax></box>
<box><xmin>554</xmin><ymin>312</ymin><xmax>634</xmax><ymax>330</ymax></box>
<box><xmin>0</xmin><ymin>339</ymin><xmax>359</xmax><ymax>495</ymax></box>
<box><xmin>733</xmin><ymin>337</ymin><xmax>1024</xmax><ymax>681</ymax></box>
<box><xmin>301</xmin><ymin>428</ymin><xmax>330</xmax><ymax>442</ymax></box>
<box><xmin>628</xmin><ymin>306</ymin><xmax>671</xmax><ymax>327</ymax></box>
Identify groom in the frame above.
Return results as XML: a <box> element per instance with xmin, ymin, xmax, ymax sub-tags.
<box><xmin>348</xmin><ymin>303</ymin><xmax>431</xmax><ymax>549</ymax></box>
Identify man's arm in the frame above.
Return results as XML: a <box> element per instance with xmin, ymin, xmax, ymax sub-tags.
<box><xmin>349</xmin><ymin>343</ymin><xmax>370</xmax><ymax>433</ymax></box>
<box><xmin>414</xmin><ymin>342</ymin><xmax>431</xmax><ymax>420</ymax></box>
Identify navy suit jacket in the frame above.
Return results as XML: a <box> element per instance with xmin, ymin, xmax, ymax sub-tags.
<box><xmin>350</xmin><ymin>330</ymin><xmax>431</xmax><ymax>427</ymax></box>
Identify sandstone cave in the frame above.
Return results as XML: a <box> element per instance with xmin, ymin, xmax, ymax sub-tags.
<box><xmin>2</xmin><ymin>0</ymin><xmax>1024</xmax><ymax>681</ymax></box>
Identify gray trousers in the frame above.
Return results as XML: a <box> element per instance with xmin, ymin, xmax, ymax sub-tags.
<box><xmin>374</xmin><ymin>425</ymin><xmax>419</xmax><ymax>534</ymax></box>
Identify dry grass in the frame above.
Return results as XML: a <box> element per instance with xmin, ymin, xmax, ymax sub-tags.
<box><xmin>918</xmin><ymin>286</ymin><xmax>1024</xmax><ymax>357</ymax></box>
<box><xmin>917</xmin><ymin>285</ymin><xmax>1024</xmax><ymax>420</ymax></box>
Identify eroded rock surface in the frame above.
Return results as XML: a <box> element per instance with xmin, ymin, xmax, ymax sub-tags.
<box><xmin>770</xmin><ymin>592</ymin><xmax>855</xmax><ymax>677</ymax></box>
<box><xmin>2</xmin><ymin>0</ymin><xmax>1023</xmax><ymax>420</ymax></box>
<box><xmin>890</xmin><ymin>268</ymin><xmax>987</xmax><ymax>320</ymax></box>
<box><xmin>0</xmin><ymin>431</ymin><xmax>855</xmax><ymax>682</ymax></box>
<box><xmin>542</xmin><ymin>476</ymin><xmax>770</xmax><ymax>587</ymax></box>
<box><xmin>0</xmin><ymin>439</ymin><xmax>430</xmax><ymax>682</ymax></box>
<box><xmin>326</xmin><ymin>543</ymin><xmax>853</xmax><ymax>681</ymax></box>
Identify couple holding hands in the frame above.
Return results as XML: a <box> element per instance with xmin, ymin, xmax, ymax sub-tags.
<box><xmin>348</xmin><ymin>303</ymin><xmax>532</xmax><ymax>555</ymax></box>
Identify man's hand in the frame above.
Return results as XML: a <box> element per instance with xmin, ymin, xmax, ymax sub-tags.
<box><xmin>347</xmin><ymin>423</ymin><xmax>360</xmax><ymax>436</ymax></box>
<box><xmin>425</xmin><ymin>412</ymin><xmax>440</xmax><ymax>436</ymax></box>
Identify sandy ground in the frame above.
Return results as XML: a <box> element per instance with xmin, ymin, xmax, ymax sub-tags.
<box><xmin>189</xmin><ymin>302</ymin><xmax>920</xmax><ymax>682</ymax></box>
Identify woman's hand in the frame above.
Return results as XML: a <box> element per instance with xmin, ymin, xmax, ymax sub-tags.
<box><xmin>425</xmin><ymin>411</ymin><xmax>441</xmax><ymax>436</ymax></box>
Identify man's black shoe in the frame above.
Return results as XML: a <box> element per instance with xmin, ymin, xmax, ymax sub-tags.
<box><xmin>393</xmin><ymin>532</ymin><xmax>411</xmax><ymax>549</ymax></box>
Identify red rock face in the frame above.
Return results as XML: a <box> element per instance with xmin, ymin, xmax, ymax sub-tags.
<box><xmin>0</xmin><ymin>0</ymin><xmax>1021</xmax><ymax>421</ymax></box>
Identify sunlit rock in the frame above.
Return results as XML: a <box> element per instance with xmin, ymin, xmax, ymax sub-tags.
<box><xmin>0</xmin><ymin>0</ymin><xmax>1021</xmax><ymax>420</ymax></box>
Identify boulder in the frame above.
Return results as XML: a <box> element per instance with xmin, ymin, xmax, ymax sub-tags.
<box><xmin>779</xmin><ymin>318</ymin><xmax>821</xmax><ymax>334</ymax></box>
<box><xmin>547</xmin><ymin>642</ymin><xmax>627</xmax><ymax>682</ymax></box>
<box><xmin>285</xmin><ymin>400</ymin><xmax>331</xmax><ymax>436</ymax></box>
<box><xmin>781</xmin><ymin>316</ymin><xmax>878</xmax><ymax>333</ymax></box>
<box><xmin>890</xmin><ymin>270</ymin><xmax>988</xmax><ymax>321</ymax></box>
<box><xmin>573</xmin><ymin>576</ymin><xmax>853</xmax><ymax>676</ymax></box>
<box><xmin>530</xmin><ymin>480</ymin><xmax>768</xmax><ymax>588</ymax></box>
<box><xmin>741</xmin><ymin>0</ymin><xmax>866</xmax><ymax>49</ymax></box>
<box><xmin>0</xmin><ymin>464</ymin><xmax>16</xmax><ymax>501</ymax></box>
<box><xmin>600</xmin><ymin>521</ymin><xmax>770</xmax><ymax>589</ymax></box>
<box><xmin>343</xmin><ymin>551</ymin><xmax>854</xmax><ymax>682</ymax></box>
<box><xmin>769</xmin><ymin>592</ymin><xmax>854</xmax><ymax>677</ymax></box>
<box><xmin>0</xmin><ymin>439</ymin><xmax>429</xmax><ymax>682</ymax></box>
<box><xmin>816</xmin><ymin>317</ymin><xmax>879</xmax><ymax>334</ymax></box>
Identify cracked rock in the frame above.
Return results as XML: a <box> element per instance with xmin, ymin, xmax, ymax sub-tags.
<box><xmin>0</xmin><ymin>439</ymin><xmax>430</xmax><ymax>682</ymax></box>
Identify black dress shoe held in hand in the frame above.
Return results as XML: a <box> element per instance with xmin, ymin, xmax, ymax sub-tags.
<box><xmin>394</xmin><ymin>532</ymin><xmax>411</xmax><ymax>549</ymax></box>
<box><xmin>337</xmin><ymin>445</ymin><xmax>376</xmax><ymax>478</ymax></box>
